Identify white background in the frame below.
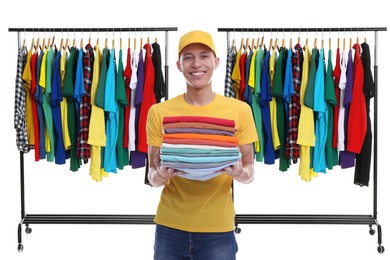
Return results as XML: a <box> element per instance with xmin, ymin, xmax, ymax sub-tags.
<box><xmin>1</xmin><ymin>0</ymin><xmax>389</xmax><ymax>259</ymax></box>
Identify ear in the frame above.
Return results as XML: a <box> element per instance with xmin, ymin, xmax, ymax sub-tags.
<box><xmin>176</xmin><ymin>60</ymin><xmax>183</xmax><ymax>72</ymax></box>
<box><xmin>214</xmin><ymin>56</ymin><xmax>220</xmax><ymax>70</ymax></box>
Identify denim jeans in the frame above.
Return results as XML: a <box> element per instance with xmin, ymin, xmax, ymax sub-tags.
<box><xmin>154</xmin><ymin>224</ymin><xmax>238</xmax><ymax>260</ymax></box>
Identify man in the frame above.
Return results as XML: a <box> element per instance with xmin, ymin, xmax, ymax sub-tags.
<box><xmin>146</xmin><ymin>30</ymin><xmax>258</xmax><ymax>259</ymax></box>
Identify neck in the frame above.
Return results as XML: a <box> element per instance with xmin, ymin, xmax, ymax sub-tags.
<box><xmin>184</xmin><ymin>87</ymin><xmax>215</xmax><ymax>106</ymax></box>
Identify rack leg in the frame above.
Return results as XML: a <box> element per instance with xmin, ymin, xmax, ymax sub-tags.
<box><xmin>17</xmin><ymin>222</ymin><xmax>23</xmax><ymax>252</ymax></box>
<box><xmin>376</xmin><ymin>224</ymin><xmax>385</xmax><ymax>253</ymax></box>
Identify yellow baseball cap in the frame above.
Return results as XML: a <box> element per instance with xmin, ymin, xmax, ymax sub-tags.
<box><xmin>178</xmin><ymin>30</ymin><xmax>216</xmax><ymax>57</ymax></box>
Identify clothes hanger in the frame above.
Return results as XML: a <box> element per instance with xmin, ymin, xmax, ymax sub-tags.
<box><xmin>96</xmin><ymin>29</ymin><xmax>100</xmax><ymax>46</ymax></box>
<box><xmin>305</xmin><ymin>28</ymin><xmax>309</xmax><ymax>46</ymax></box>
<box><xmin>239</xmin><ymin>36</ymin><xmax>244</xmax><ymax>52</ymax></box>
<box><xmin>112</xmin><ymin>29</ymin><xmax>115</xmax><ymax>49</ymax></box>
<box><xmin>34</xmin><ymin>37</ymin><xmax>40</xmax><ymax>53</ymax></box>
<box><xmin>273</xmin><ymin>29</ymin><xmax>278</xmax><ymax>51</ymax></box>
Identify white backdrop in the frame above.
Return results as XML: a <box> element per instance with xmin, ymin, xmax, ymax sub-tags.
<box><xmin>1</xmin><ymin>0</ymin><xmax>389</xmax><ymax>259</ymax></box>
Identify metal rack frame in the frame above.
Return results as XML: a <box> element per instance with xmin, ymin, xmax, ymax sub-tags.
<box><xmin>219</xmin><ymin>26</ymin><xmax>386</xmax><ymax>253</ymax></box>
<box><xmin>9</xmin><ymin>27</ymin><xmax>178</xmax><ymax>252</ymax></box>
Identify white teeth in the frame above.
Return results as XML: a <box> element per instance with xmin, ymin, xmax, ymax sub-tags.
<box><xmin>191</xmin><ymin>72</ymin><xmax>205</xmax><ymax>76</ymax></box>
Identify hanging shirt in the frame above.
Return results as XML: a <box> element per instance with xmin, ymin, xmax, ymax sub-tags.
<box><xmin>15</xmin><ymin>46</ymin><xmax>32</xmax><ymax>153</ymax></box>
<box><xmin>231</xmin><ymin>48</ymin><xmax>242</xmax><ymax>99</ymax></box>
<box><xmin>339</xmin><ymin>48</ymin><xmax>355</xmax><ymax>168</ymax></box>
<box><xmin>116</xmin><ymin>48</ymin><xmax>129</xmax><ymax>170</ymax></box>
<box><xmin>260</xmin><ymin>51</ymin><xmax>274</xmax><ymax>164</ymax></box>
<box><xmin>332</xmin><ymin>48</ymin><xmax>341</xmax><ymax>149</ymax></box>
<box><xmin>152</xmin><ymin>42</ymin><xmax>166</xmax><ymax>102</ymax></box>
<box><xmin>224</xmin><ymin>45</ymin><xmax>236</xmax><ymax>98</ymax></box>
<box><xmin>283</xmin><ymin>48</ymin><xmax>294</xmax><ymax>138</ymax></box>
<box><xmin>324</xmin><ymin>49</ymin><xmax>338</xmax><ymax>169</ymax></box>
<box><xmin>63</xmin><ymin>47</ymin><xmax>81</xmax><ymax>171</ymax></box>
<box><xmin>272</xmin><ymin>47</ymin><xmax>290</xmax><ymax>171</ymax></box>
<box><xmin>128</xmin><ymin>49</ymin><xmax>138</xmax><ymax>152</ymax></box>
<box><xmin>22</xmin><ymin>48</ymin><xmax>34</xmax><ymax>147</ymax></box>
<box><xmin>131</xmin><ymin>48</ymin><xmax>146</xmax><ymax>169</ymax></box>
<box><xmin>269</xmin><ymin>49</ymin><xmax>280</xmax><ymax>151</ymax></box>
<box><xmin>77</xmin><ymin>44</ymin><xmax>94</xmax><ymax>162</ymax></box>
<box><xmin>36</xmin><ymin>50</ymin><xmax>46</xmax><ymax>160</ymax></box>
<box><xmin>104</xmin><ymin>48</ymin><xmax>119</xmax><ymax>173</ymax></box>
<box><xmin>41</xmin><ymin>46</ymin><xmax>55</xmax><ymax>162</ymax></box>
<box><xmin>50</xmin><ymin>50</ymin><xmax>66</xmax><ymax>164</ymax></box>
<box><xmin>123</xmin><ymin>47</ymin><xmax>132</xmax><ymax>149</ymax></box>
<box><xmin>354</xmin><ymin>42</ymin><xmax>375</xmax><ymax>187</ymax></box>
<box><xmin>243</xmin><ymin>49</ymin><xmax>253</xmax><ymax>104</ymax></box>
<box><xmin>347</xmin><ymin>43</ymin><xmax>367</xmax><ymax>153</ymax></box>
<box><xmin>30</xmin><ymin>51</ymin><xmax>40</xmax><ymax>161</ymax></box>
<box><xmin>238</xmin><ymin>50</ymin><xmax>247</xmax><ymax>101</ymax></box>
<box><xmin>60</xmin><ymin>48</ymin><xmax>71</xmax><ymax>152</ymax></box>
<box><xmin>297</xmin><ymin>44</ymin><xmax>316</xmax><ymax>181</ymax></box>
<box><xmin>251</xmin><ymin>47</ymin><xmax>265</xmax><ymax>162</ymax></box>
<box><xmin>313</xmin><ymin>48</ymin><xmax>327</xmax><ymax>173</ymax></box>
<box><xmin>338</xmin><ymin>50</ymin><xmax>347</xmax><ymax>151</ymax></box>
<box><xmin>285</xmin><ymin>44</ymin><xmax>303</xmax><ymax>163</ymax></box>
<box><xmin>88</xmin><ymin>44</ymin><xmax>108</xmax><ymax>181</ymax></box>
<box><xmin>138</xmin><ymin>43</ymin><xmax>156</xmax><ymax>153</ymax></box>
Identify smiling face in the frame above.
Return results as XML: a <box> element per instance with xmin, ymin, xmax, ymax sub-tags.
<box><xmin>177</xmin><ymin>43</ymin><xmax>220</xmax><ymax>90</ymax></box>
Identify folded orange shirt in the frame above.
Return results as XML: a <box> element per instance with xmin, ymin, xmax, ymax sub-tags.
<box><xmin>163</xmin><ymin>133</ymin><xmax>239</xmax><ymax>145</ymax></box>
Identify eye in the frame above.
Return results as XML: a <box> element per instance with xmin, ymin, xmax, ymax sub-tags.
<box><xmin>183</xmin><ymin>55</ymin><xmax>193</xmax><ymax>61</ymax></box>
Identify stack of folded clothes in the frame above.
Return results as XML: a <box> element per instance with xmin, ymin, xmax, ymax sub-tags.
<box><xmin>160</xmin><ymin>116</ymin><xmax>242</xmax><ymax>181</ymax></box>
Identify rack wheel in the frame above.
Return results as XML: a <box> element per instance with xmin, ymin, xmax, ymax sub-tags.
<box><xmin>235</xmin><ymin>226</ymin><xmax>241</xmax><ymax>234</ymax></box>
<box><xmin>25</xmin><ymin>227</ymin><xmax>32</xmax><ymax>234</ymax></box>
<box><xmin>17</xmin><ymin>243</ymin><xmax>24</xmax><ymax>252</ymax></box>
<box><xmin>369</xmin><ymin>228</ymin><xmax>376</xmax><ymax>235</ymax></box>
<box><xmin>377</xmin><ymin>245</ymin><xmax>385</xmax><ymax>253</ymax></box>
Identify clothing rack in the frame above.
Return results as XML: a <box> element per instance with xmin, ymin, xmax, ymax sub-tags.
<box><xmin>9</xmin><ymin>27</ymin><xmax>177</xmax><ymax>252</ymax></box>
<box><xmin>219</xmin><ymin>26</ymin><xmax>387</xmax><ymax>253</ymax></box>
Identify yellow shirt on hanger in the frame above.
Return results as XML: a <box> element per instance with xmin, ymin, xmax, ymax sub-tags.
<box><xmin>60</xmin><ymin>50</ymin><xmax>71</xmax><ymax>150</ymax></box>
<box><xmin>22</xmin><ymin>48</ymin><xmax>35</xmax><ymax>145</ymax></box>
<box><xmin>297</xmin><ymin>44</ymin><xmax>317</xmax><ymax>181</ymax></box>
<box><xmin>87</xmin><ymin>44</ymin><xmax>108</xmax><ymax>181</ymax></box>
<box><xmin>269</xmin><ymin>49</ymin><xmax>280</xmax><ymax>150</ymax></box>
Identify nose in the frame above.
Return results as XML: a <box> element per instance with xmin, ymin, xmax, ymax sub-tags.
<box><xmin>192</xmin><ymin>56</ymin><xmax>202</xmax><ymax>67</ymax></box>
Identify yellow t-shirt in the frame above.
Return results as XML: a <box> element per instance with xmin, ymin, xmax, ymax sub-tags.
<box><xmin>22</xmin><ymin>48</ymin><xmax>34</xmax><ymax>145</ymax></box>
<box><xmin>146</xmin><ymin>93</ymin><xmax>258</xmax><ymax>232</ymax></box>
<box><xmin>269</xmin><ymin>50</ymin><xmax>280</xmax><ymax>149</ymax></box>
<box><xmin>297</xmin><ymin>45</ymin><xmax>317</xmax><ymax>181</ymax></box>
<box><xmin>59</xmin><ymin>51</ymin><xmax>71</xmax><ymax>149</ymax></box>
<box><xmin>87</xmin><ymin>45</ymin><xmax>108</xmax><ymax>181</ymax></box>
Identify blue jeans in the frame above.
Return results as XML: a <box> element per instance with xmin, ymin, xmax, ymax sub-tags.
<box><xmin>154</xmin><ymin>224</ymin><xmax>238</xmax><ymax>260</ymax></box>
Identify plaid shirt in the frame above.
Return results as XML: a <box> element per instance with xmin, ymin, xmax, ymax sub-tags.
<box><xmin>14</xmin><ymin>46</ymin><xmax>32</xmax><ymax>153</ymax></box>
<box><xmin>224</xmin><ymin>45</ymin><xmax>236</xmax><ymax>97</ymax></box>
<box><xmin>285</xmin><ymin>44</ymin><xmax>303</xmax><ymax>163</ymax></box>
<box><xmin>76</xmin><ymin>44</ymin><xmax>94</xmax><ymax>162</ymax></box>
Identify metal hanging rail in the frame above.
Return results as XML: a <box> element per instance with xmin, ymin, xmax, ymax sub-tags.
<box><xmin>218</xmin><ymin>26</ymin><xmax>386</xmax><ymax>253</ymax></box>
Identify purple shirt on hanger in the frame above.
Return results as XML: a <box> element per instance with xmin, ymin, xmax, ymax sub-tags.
<box><xmin>131</xmin><ymin>49</ymin><xmax>146</xmax><ymax>168</ymax></box>
<box><xmin>339</xmin><ymin>48</ymin><xmax>355</xmax><ymax>168</ymax></box>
